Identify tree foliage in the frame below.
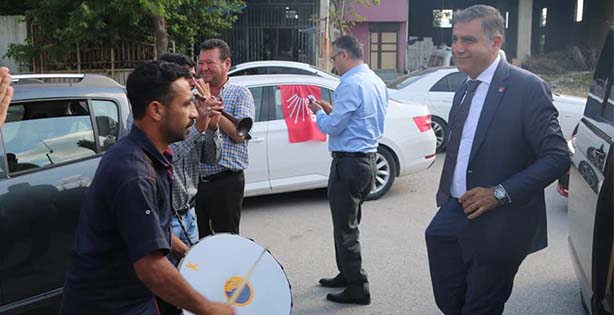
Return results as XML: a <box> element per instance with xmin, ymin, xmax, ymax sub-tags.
<box><xmin>329</xmin><ymin>0</ymin><xmax>380</xmax><ymax>37</ymax></box>
<box><xmin>5</xmin><ymin>0</ymin><xmax>245</xmax><ymax>65</ymax></box>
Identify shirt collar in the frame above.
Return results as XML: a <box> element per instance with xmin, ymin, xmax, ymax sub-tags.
<box><xmin>472</xmin><ymin>54</ymin><xmax>501</xmax><ymax>86</ymax></box>
<box><xmin>129</xmin><ymin>126</ymin><xmax>172</xmax><ymax>169</ymax></box>
<box><xmin>340</xmin><ymin>63</ymin><xmax>369</xmax><ymax>80</ymax></box>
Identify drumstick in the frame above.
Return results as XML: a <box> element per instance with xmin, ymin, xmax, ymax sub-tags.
<box><xmin>226</xmin><ymin>247</ymin><xmax>268</xmax><ymax>305</ymax></box>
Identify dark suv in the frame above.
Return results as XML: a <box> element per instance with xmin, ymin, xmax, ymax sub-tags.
<box><xmin>567</xmin><ymin>28</ymin><xmax>613</xmax><ymax>314</ymax></box>
<box><xmin>0</xmin><ymin>74</ymin><xmax>130</xmax><ymax>314</ymax></box>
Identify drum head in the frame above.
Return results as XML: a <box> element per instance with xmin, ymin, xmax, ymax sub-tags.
<box><xmin>178</xmin><ymin>234</ymin><xmax>292</xmax><ymax>315</ymax></box>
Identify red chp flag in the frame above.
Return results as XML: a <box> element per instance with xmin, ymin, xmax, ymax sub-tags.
<box><xmin>279</xmin><ymin>85</ymin><xmax>327</xmax><ymax>143</ymax></box>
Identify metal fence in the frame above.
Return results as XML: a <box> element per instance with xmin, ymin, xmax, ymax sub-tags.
<box><xmin>219</xmin><ymin>3</ymin><xmax>319</xmax><ymax>65</ymax></box>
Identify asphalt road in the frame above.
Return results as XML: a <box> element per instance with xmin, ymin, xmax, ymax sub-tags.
<box><xmin>240</xmin><ymin>154</ymin><xmax>586</xmax><ymax>315</ymax></box>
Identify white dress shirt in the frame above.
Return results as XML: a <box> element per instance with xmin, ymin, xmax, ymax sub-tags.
<box><xmin>451</xmin><ymin>55</ymin><xmax>501</xmax><ymax>198</ymax></box>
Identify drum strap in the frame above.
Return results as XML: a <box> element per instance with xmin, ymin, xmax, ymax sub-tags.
<box><xmin>173</xmin><ymin>207</ymin><xmax>194</xmax><ymax>247</ymax></box>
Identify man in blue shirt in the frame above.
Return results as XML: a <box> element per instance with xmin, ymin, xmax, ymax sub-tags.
<box><xmin>308</xmin><ymin>35</ymin><xmax>388</xmax><ymax>305</ymax></box>
<box><xmin>61</xmin><ymin>61</ymin><xmax>233</xmax><ymax>315</ymax></box>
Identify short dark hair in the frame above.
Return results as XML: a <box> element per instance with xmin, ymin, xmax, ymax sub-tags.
<box><xmin>199</xmin><ymin>39</ymin><xmax>231</xmax><ymax>60</ymax></box>
<box><xmin>158</xmin><ymin>53</ymin><xmax>196</xmax><ymax>68</ymax></box>
<box><xmin>126</xmin><ymin>60</ymin><xmax>191</xmax><ymax>120</ymax></box>
<box><xmin>332</xmin><ymin>35</ymin><xmax>363</xmax><ymax>60</ymax></box>
<box><xmin>452</xmin><ymin>5</ymin><xmax>504</xmax><ymax>41</ymax></box>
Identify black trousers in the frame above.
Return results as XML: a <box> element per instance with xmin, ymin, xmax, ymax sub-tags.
<box><xmin>425</xmin><ymin>198</ymin><xmax>522</xmax><ymax>315</ymax></box>
<box><xmin>328</xmin><ymin>155</ymin><xmax>375</xmax><ymax>285</ymax></box>
<box><xmin>196</xmin><ymin>170</ymin><xmax>244</xmax><ymax>238</ymax></box>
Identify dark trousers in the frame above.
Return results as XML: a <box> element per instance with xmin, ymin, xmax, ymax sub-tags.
<box><xmin>328</xmin><ymin>156</ymin><xmax>375</xmax><ymax>285</ymax></box>
<box><xmin>196</xmin><ymin>170</ymin><xmax>244</xmax><ymax>238</ymax></box>
<box><xmin>425</xmin><ymin>198</ymin><xmax>521</xmax><ymax>315</ymax></box>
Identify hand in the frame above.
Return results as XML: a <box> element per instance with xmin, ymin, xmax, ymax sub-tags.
<box><xmin>307</xmin><ymin>99</ymin><xmax>322</xmax><ymax>113</ymax></box>
<box><xmin>195</xmin><ymin>97</ymin><xmax>223</xmax><ymax>132</ymax></box>
<box><xmin>0</xmin><ymin>67</ymin><xmax>13</xmax><ymax>128</ymax></box>
<box><xmin>458</xmin><ymin>187</ymin><xmax>500</xmax><ymax>219</ymax></box>
<box><xmin>314</xmin><ymin>99</ymin><xmax>333</xmax><ymax>115</ymax></box>
<box><xmin>193</xmin><ymin>79</ymin><xmax>211</xmax><ymax>100</ymax></box>
<box><xmin>201</xmin><ymin>301</ymin><xmax>234</xmax><ymax>315</ymax></box>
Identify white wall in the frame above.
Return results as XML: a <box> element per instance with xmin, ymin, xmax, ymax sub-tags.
<box><xmin>0</xmin><ymin>16</ymin><xmax>27</xmax><ymax>73</ymax></box>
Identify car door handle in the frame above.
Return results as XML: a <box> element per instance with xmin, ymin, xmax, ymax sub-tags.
<box><xmin>250</xmin><ymin>137</ymin><xmax>264</xmax><ymax>143</ymax></box>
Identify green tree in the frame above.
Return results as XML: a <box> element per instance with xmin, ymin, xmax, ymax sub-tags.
<box><xmin>167</xmin><ymin>0</ymin><xmax>245</xmax><ymax>54</ymax></box>
<box><xmin>329</xmin><ymin>0</ymin><xmax>380</xmax><ymax>37</ymax></box>
<box><xmin>5</xmin><ymin>0</ymin><xmax>245</xmax><ymax>67</ymax></box>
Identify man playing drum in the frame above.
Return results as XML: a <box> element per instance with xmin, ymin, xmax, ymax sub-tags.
<box><xmin>61</xmin><ymin>61</ymin><xmax>234</xmax><ymax>315</ymax></box>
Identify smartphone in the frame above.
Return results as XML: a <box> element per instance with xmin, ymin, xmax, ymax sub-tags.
<box><xmin>307</xmin><ymin>95</ymin><xmax>316</xmax><ymax>103</ymax></box>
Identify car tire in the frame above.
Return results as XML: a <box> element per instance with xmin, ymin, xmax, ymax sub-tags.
<box><xmin>367</xmin><ymin>147</ymin><xmax>397</xmax><ymax>200</ymax></box>
<box><xmin>431</xmin><ymin>116</ymin><xmax>447</xmax><ymax>153</ymax></box>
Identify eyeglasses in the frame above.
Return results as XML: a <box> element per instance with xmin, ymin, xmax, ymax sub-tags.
<box><xmin>329</xmin><ymin>51</ymin><xmax>344</xmax><ymax>62</ymax></box>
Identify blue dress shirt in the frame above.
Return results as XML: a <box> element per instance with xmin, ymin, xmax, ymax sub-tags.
<box><xmin>315</xmin><ymin>63</ymin><xmax>388</xmax><ymax>153</ymax></box>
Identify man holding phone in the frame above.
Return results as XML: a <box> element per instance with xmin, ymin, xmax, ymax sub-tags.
<box><xmin>308</xmin><ymin>35</ymin><xmax>387</xmax><ymax>305</ymax></box>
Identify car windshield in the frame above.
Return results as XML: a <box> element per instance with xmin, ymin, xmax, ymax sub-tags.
<box><xmin>387</xmin><ymin>68</ymin><xmax>438</xmax><ymax>90</ymax></box>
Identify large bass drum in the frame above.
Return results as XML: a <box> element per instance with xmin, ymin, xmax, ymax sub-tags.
<box><xmin>178</xmin><ymin>233</ymin><xmax>292</xmax><ymax>315</ymax></box>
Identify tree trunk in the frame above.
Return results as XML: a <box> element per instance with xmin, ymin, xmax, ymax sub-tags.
<box><xmin>151</xmin><ymin>14</ymin><xmax>169</xmax><ymax>57</ymax></box>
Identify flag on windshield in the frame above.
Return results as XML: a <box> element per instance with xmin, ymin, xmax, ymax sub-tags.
<box><xmin>279</xmin><ymin>85</ymin><xmax>326</xmax><ymax>143</ymax></box>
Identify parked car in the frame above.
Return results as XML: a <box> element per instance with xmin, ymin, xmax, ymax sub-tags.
<box><xmin>0</xmin><ymin>74</ymin><xmax>131</xmax><ymax>314</ymax></box>
<box><xmin>229</xmin><ymin>60</ymin><xmax>339</xmax><ymax>80</ymax></box>
<box><xmin>387</xmin><ymin>66</ymin><xmax>586</xmax><ymax>152</ymax></box>
<box><xmin>231</xmin><ymin>74</ymin><xmax>437</xmax><ymax>200</ymax></box>
<box><xmin>567</xmin><ymin>27</ymin><xmax>613</xmax><ymax>315</ymax></box>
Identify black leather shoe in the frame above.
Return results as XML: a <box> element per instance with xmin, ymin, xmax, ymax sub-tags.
<box><xmin>319</xmin><ymin>274</ymin><xmax>348</xmax><ymax>288</ymax></box>
<box><xmin>326</xmin><ymin>285</ymin><xmax>371</xmax><ymax>305</ymax></box>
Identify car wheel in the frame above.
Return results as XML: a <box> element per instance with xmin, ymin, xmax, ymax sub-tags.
<box><xmin>431</xmin><ymin>116</ymin><xmax>447</xmax><ymax>153</ymax></box>
<box><xmin>367</xmin><ymin>147</ymin><xmax>398</xmax><ymax>200</ymax></box>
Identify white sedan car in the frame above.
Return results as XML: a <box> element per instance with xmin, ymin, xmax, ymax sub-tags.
<box><xmin>387</xmin><ymin>67</ymin><xmax>586</xmax><ymax>152</ymax></box>
<box><xmin>230</xmin><ymin>74</ymin><xmax>437</xmax><ymax>200</ymax></box>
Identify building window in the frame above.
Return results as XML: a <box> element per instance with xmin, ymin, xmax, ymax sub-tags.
<box><xmin>575</xmin><ymin>0</ymin><xmax>584</xmax><ymax>22</ymax></box>
<box><xmin>432</xmin><ymin>9</ymin><xmax>453</xmax><ymax>28</ymax></box>
<box><xmin>540</xmin><ymin>8</ymin><xmax>548</xmax><ymax>27</ymax></box>
<box><xmin>370</xmin><ymin>31</ymin><xmax>398</xmax><ymax>70</ymax></box>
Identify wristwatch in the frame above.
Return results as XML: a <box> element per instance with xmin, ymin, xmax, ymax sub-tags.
<box><xmin>493</xmin><ymin>184</ymin><xmax>510</xmax><ymax>205</ymax></box>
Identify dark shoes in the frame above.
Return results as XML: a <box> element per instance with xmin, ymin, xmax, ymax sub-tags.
<box><xmin>326</xmin><ymin>283</ymin><xmax>371</xmax><ymax>305</ymax></box>
<box><xmin>319</xmin><ymin>274</ymin><xmax>348</xmax><ymax>288</ymax></box>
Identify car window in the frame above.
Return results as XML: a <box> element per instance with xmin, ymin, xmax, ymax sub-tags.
<box><xmin>249</xmin><ymin>87</ymin><xmax>264</xmax><ymax>122</ymax></box>
<box><xmin>91</xmin><ymin>100</ymin><xmax>120</xmax><ymax>151</ymax></box>
<box><xmin>430</xmin><ymin>72</ymin><xmax>467</xmax><ymax>92</ymax></box>
<box><xmin>273</xmin><ymin>85</ymin><xmax>330</xmax><ymax>120</ymax></box>
<box><xmin>2</xmin><ymin>100</ymin><xmax>97</xmax><ymax>175</ymax></box>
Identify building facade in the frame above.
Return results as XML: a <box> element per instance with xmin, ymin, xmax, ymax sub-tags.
<box><xmin>350</xmin><ymin>0</ymin><xmax>409</xmax><ymax>76</ymax></box>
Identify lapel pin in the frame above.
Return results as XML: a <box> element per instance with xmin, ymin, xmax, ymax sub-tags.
<box><xmin>498</xmin><ymin>87</ymin><xmax>505</xmax><ymax>93</ymax></box>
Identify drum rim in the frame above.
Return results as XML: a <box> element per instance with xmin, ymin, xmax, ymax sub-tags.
<box><xmin>178</xmin><ymin>233</ymin><xmax>294</xmax><ymax>313</ymax></box>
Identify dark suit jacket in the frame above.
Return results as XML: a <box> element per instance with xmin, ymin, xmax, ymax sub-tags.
<box><xmin>449</xmin><ymin>60</ymin><xmax>570</xmax><ymax>263</ymax></box>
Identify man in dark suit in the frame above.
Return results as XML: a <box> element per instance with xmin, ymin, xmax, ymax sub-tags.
<box><xmin>425</xmin><ymin>5</ymin><xmax>570</xmax><ymax>315</ymax></box>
